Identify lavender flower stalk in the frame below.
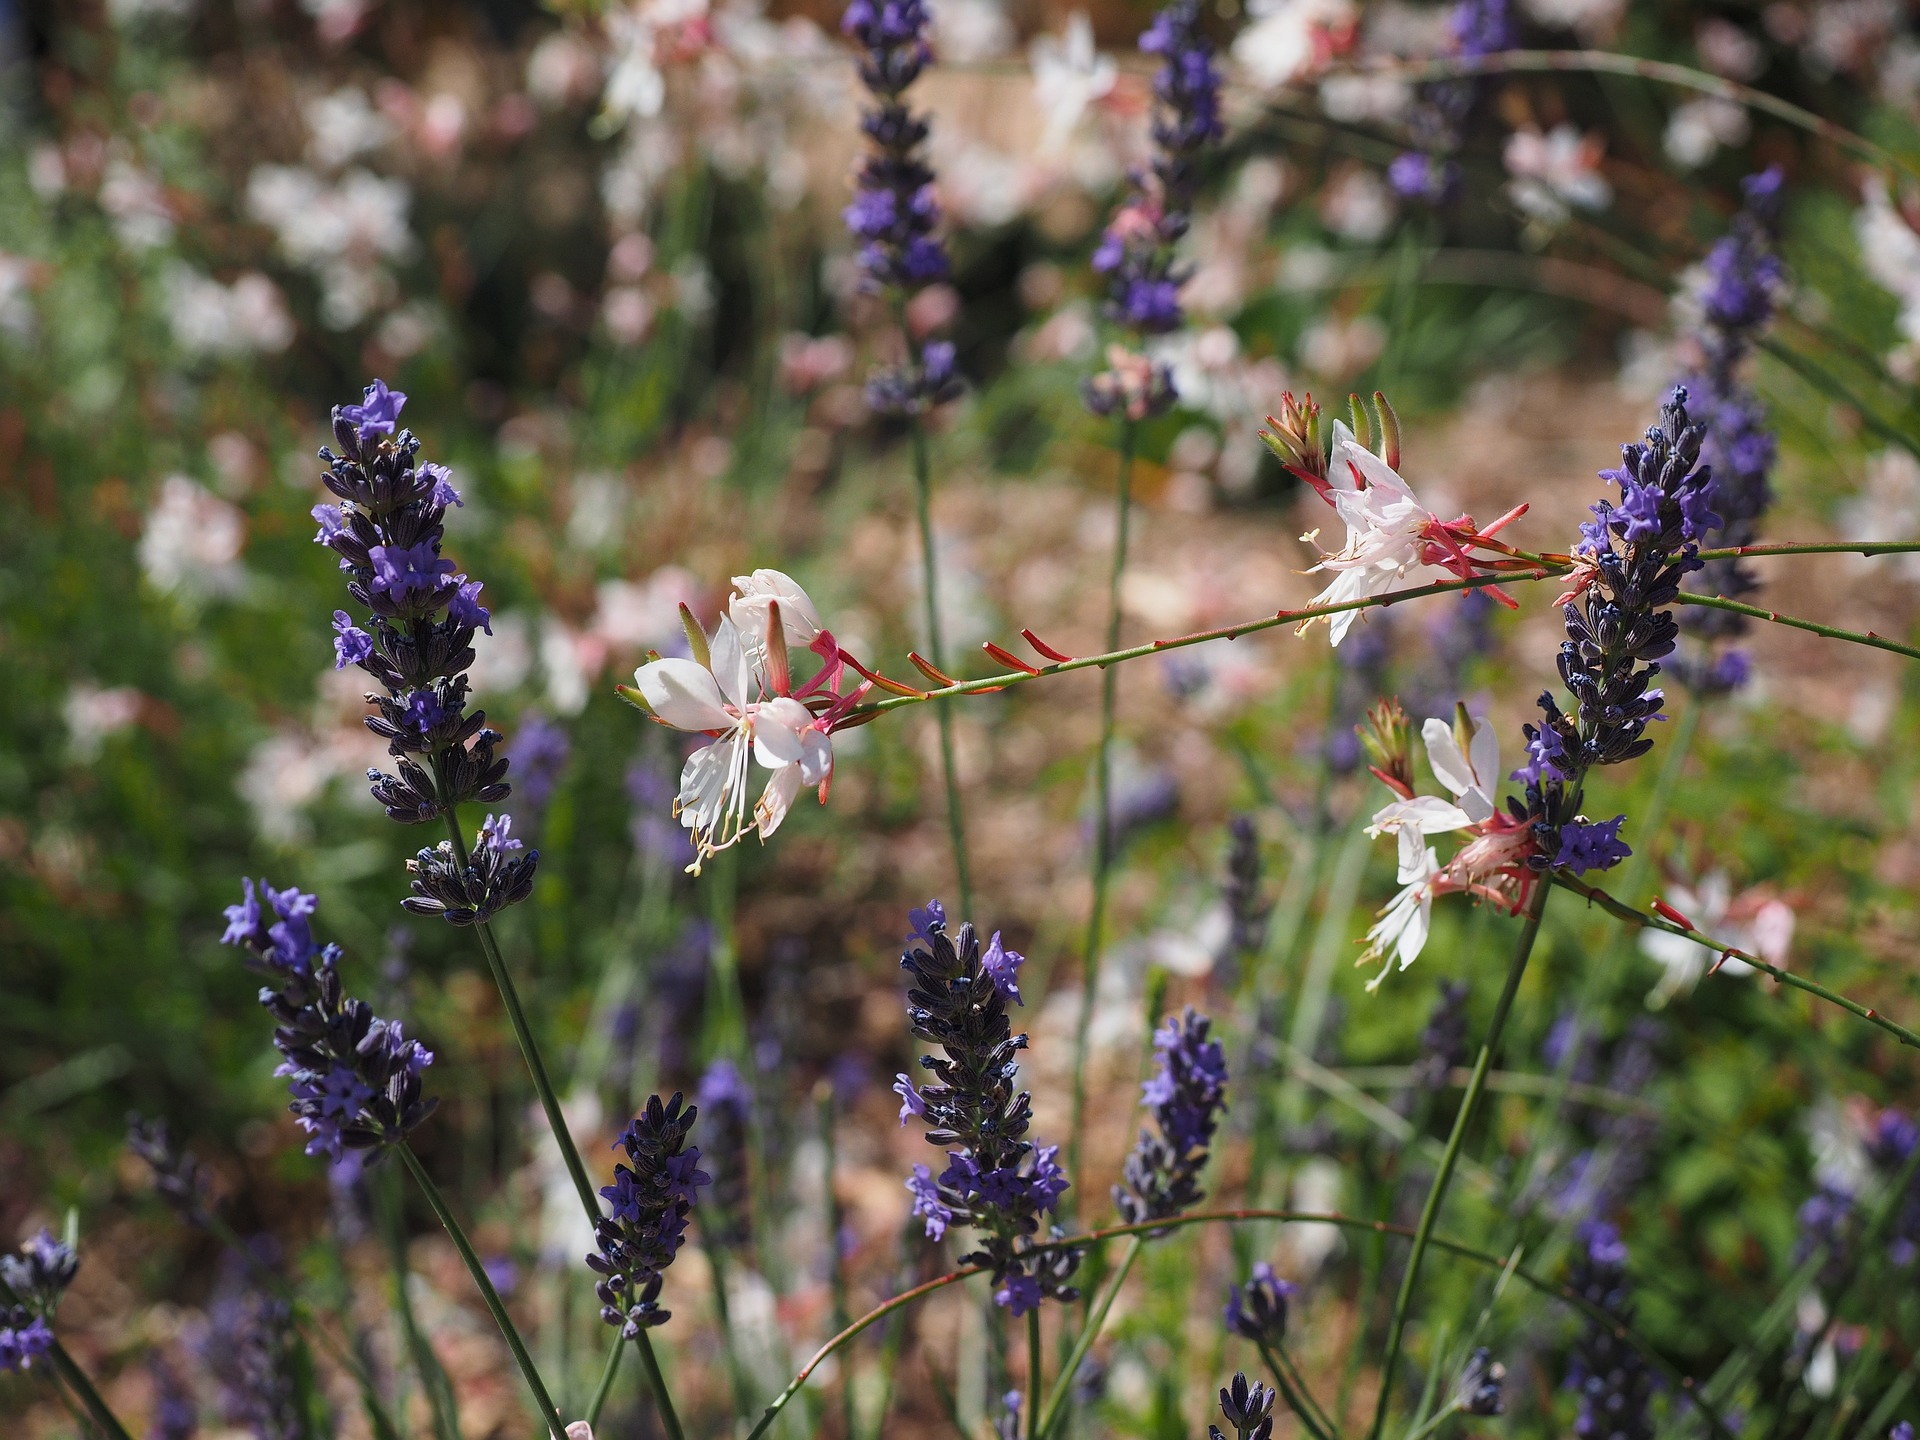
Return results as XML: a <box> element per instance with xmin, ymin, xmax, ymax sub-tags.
<box><xmin>695</xmin><ymin>1060</ymin><xmax>753</xmax><ymax>1252</ymax></box>
<box><xmin>1565</xmin><ymin>1222</ymin><xmax>1653</xmax><ymax>1440</ymax></box>
<box><xmin>1223</xmin><ymin>1263</ymin><xmax>1294</xmax><ymax>1345</ymax></box>
<box><xmin>587</xmin><ymin>1093</ymin><xmax>708</xmax><ymax>1336</ymax></box>
<box><xmin>222</xmin><ymin>879</ymin><xmax>437</xmax><ymax>1160</ymax></box>
<box><xmin>0</xmin><ymin>1231</ymin><xmax>76</xmax><ymax>1374</ymax></box>
<box><xmin>1674</xmin><ymin>168</ymin><xmax>1787</xmax><ymax>688</ymax></box>
<box><xmin>1222</xmin><ymin>815</ymin><xmax>1272</xmax><ymax>960</ymax></box>
<box><xmin>1391</xmin><ymin>0</ymin><xmax>1515</xmax><ymax>205</ymax></box>
<box><xmin>1085</xmin><ymin>0</ymin><xmax>1222</xmax><ymax>418</ymax></box>
<box><xmin>1210</xmin><ymin>1373</ymin><xmax>1277</xmax><ymax>1440</ymax></box>
<box><xmin>1117</xmin><ymin>1008</ymin><xmax>1229</xmax><ymax>1223</ymax></box>
<box><xmin>842</xmin><ymin>0</ymin><xmax>959</xmax><ymax>414</ymax></box>
<box><xmin>311</xmin><ymin>381</ymin><xmax>536</xmax><ymax>920</ymax></box>
<box><xmin>127</xmin><ymin>1115</ymin><xmax>211</xmax><ymax>1220</ymax></box>
<box><xmin>895</xmin><ymin>901</ymin><xmax>1080</xmax><ymax>1316</ymax></box>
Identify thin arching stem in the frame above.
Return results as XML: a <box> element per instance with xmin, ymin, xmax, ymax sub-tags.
<box><xmin>1368</xmin><ymin>881</ymin><xmax>1554</xmax><ymax>1440</ymax></box>
<box><xmin>739</xmin><ymin>1206</ymin><xmax>1740</xmax><ymax>1440</ymax></box>
<box><xmin>399</xmin><ymin>1143</ymin><xmax>569</xmax><ymax>1440</ymax></box>
<box><xmin>1033</xmin><ymin>1235</ymin><xmax>1141</xmax><ymax>1439</ymax></box>
<box><xmin>1068</xmin><ymin>419</ymin><xmax>1137</xmax><ymax>1197</ymax></box>
<box><xmin>910</xmin><ymin>414</ymin><xmax>973</xmax><ymax>917</ymax></box>
<box><xmin>1551</xmin><ymin>873</ymin><xmax>1920</xmax><ymax>1050</ymax></box>
<box><xmin>587</xmin><ymin>1335</ymin><xmax>625</xmax><ymax>1427</ymax></box>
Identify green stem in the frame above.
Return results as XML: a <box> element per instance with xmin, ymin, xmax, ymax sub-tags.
<box><xmin>1067</xmin><ymin>419</ymin><xmax>1137</xmax><ymax>1196</ymax></box>
<box><xmin>740</xmin><ymin>1207</ymin><xmax>1737</xmax><ymax>1440</ymax></box>
<box><xmin>46</xmin><ymin>1342</ymin><xmax>135</xmax><ymax>1440</ymax></box>
<box><xmin>909</xmin><ymin>415</ymin><xmax>972</xmax><ymax>917</ymax></box>
<box><xmin>587</xmin><ymin>1335</ymin><xmax>625</xmax><ymax>1428</ymax></box>
<box><xmin>376</xmin><ymin>1165</ymin><xmax>464</xmax><ymax>1440</ymax></box>
<box><xmin>1368</xmin><ymin>881</ymin><xmax>1553</xmax><ymax>1440</ymax></box>
<box><xmin>1401</xmin><ymin>1400</ymin><xmax>1464</xmax><ymax>1440</ymax></box>
<box><xmin>1552</xmin><ymin>873</ymin><xmax>1920</xmax><ymax>1050</ymax></box>
<box><xmin>1027</xmin><ymin>1307</ymin><xmax>1043</xmax><ymax>1440</ymax></box>
<box><xmin>398</xmin><ymin>1143</ymin><xmax>568</xmax><ymax>1440</ymax></box>
<box><xmin>1035</xmin><ymin>1236</ymin><xmax>1141</xmax><ymax>1440</ymax></box>
<box><xmin>436</xmin><ymin>807</ymin><xmax>685</xmax><ymax>1440</ymax></box>
<box><xmin>1674</xmin><ymin>593</ymin><xmax>1920</xmax><ymax>663</ymax></box>
<box><xmin>1337</xmin><ymin>49</ymin><xmax>1910</xmax><ymax>180</ymax></box>
<box><xmin>1257</xmin><ymin>1339</ymin><xmax>1339</xmax><ymax>1440</ymax></box>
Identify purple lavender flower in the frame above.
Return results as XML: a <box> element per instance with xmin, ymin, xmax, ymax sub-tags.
<box><xmin>696</xmin><ymin>1060</ymin><xmax>754</xmax><ymax>1251</ymax></box>
<box><xmin>1221</xmin><ymin>815</ymin><xmax>1271</xmax><ymax>961</ymax></box>
<box><xmin>1867</xmin><ymin>1107</ymin><xmax>1920</xmax><ymax>1267</ymax></box>
<box><xmin>1457</xmin><ymin>1348</ymin><xmax>1507</xmax><ymax>1416</ymax></box>
<box><xmin>128</xmin><ymin>1115</ymin><xmax>212</xmax><ymax>1220</ymax></box>
<box><xmin>1565</xmin><ymin>1222</ymin><xmax>1652</xmax><ymax>1440</ymax></box>
<box><xmin>1084</xmin><ymin>0</ymin><xmax>1221</xmax><ymax>416</ymax></box>
<box><xmin>1555</xmin><ymin>816</ymin><xmax>1631</xmax><ymax>874</ymax></box>
<box><xmin>981</xmin><ymin>932</ymin><xmax>1026</xmax><ymax>1004</ymax></box>
<box><xmin>222</xmin><ymin>880</ymin><xmax>437</xmax><ymax>1160</ymax></box>
<box><xmin>587</xmin><ymin>1093</ymin><xmax>708</xmax><ymax>1336</ymax></box>
<box><xmin>0</xmin><ymin>1313</ymin><xmax>52</xmax><ymax>1373</ymax></box>
<box><xmin>401</xmin><ymin>812</ymin><xmax>540</xmax><ymax>926</ymax></box>
<box><xmin>310</xmin><ymin>382</ymin><xmax>520</xmax><ymax>848</ymax></box>
<box><xmin>843</xmin><ymin>0</ymin><xmax>960</xmax><ymax>416</ymax></box>
<box><xmin>1118</xmin><ymin>1008</ymin><xmax>1229</xmax><ymax>1224</ymax></box>
<box><xmin>207</xmin><ymin>1277</ymin><xmax>302</xmax><ymax>1440</ymax></box>
<box><xmin>506</xmin><ymin>713</ymin><xmax>570</xmax><ymax>817</ymax></box>
<box><xmin>0</xmin><ymin>1231</ymin><xmax>74</xmax><ymax>1376</ymax></box>
<box><xmin>339</xmin><ymin>378</ymin><xmax>405</xmax><ymax>440</ymax></box>
<box><xmin>1223</xmin><ymin>1262</ymin><xmax>1293</xmax><ymax>1345</ymax></box>
<box><xmin>147</xmin><ymin>1351</ymin><xmax>199</xmax><ymax>1440</ymax></box>
<box><xmin>1397</xmin><ymin>0</ymin><xmax>1513</xmax><ymax>208</ymax></box>
<box><xmin>1211</xmin><ymin>1373</ymin><xmax>1277</xmax><ymax>1440</ymax></box>
<box><xmin>1675</xmin><ymin>169</ymin><xmax>1787</xmax><ymax>671</ymax></box>
<box><xmin>898</xmin><ymin>902</ymin><xmax>1081</xmax><ymax>1314</ymax></box>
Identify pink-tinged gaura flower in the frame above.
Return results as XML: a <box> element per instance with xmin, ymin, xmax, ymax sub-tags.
<box><xmin>630</xmin><ymin>570</ymin><xmax>858</xmax><ymax>872</ymax></box>
<box><xmin>1299</xmin><ymin>423</ymin><xmax>1526</xmax><ymax>647</ymax></box>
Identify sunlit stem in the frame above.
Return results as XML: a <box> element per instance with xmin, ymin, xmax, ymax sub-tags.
<box><xmin>1034</xmin><ymin>1235</ymin><xmax>1141</xmax><ymax>1440</ymax></box>
<box><xmin>909</xmin><ymin>414</ymin><xmax>973</xmax><ymax>917</ymax></box>
<box><xmin>1368</xmin><ymin>881</ymin><xmax>1553</xmax><ymax>1440</ymax></box>
<box><xmin>1067</xmin><ymin>418</ymin><xmax>1137</xmax><ymax>1198</ymax></box>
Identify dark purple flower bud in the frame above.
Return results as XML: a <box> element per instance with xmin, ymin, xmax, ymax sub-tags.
<box><xmin>1211</xmin><ymin>1372</ymin><xmax>1276</xmax><ymax>1440</ymax></box>
<box><xmin>696</xmin><ymin>1060</ymin><xmax>753</xmax><ymax>1251</ymax></box>
<box><xmin>402</xmin><ymin>814</ymin><xmax>540</xmax><ymax>927</ymax></box>
<box><xmin>588</xmin><ymin>1093</ymin><xmax>707</xmax><ymax>1336</ymax></box>
<box><xmin>1457</xmin><ymin>1348</ymin><xmax>1507</xmax><ymax>1416</ymax></box>
<box><xmin>1223</xmin><ymin>1262</ymin><xmax>1293</xmax><ymax>1345</ymax></box>
<box><xmin>0</xmin><ymin>1314</ymin><xmax>53</xmax><ymax>1373</ymax></box>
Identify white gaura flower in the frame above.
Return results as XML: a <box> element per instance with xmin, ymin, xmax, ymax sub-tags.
<box><xmin>1301</xmin><ymin>424</ymin><xmax>1448</xmax><ymax>646</ymax></box>
<box><xmin>1504</xmin><ymin>125</ymin><xmax>1612</xmax><ymax>225</ymax></box>
<box><xmin>1640</xmin><ymin>872</ymin><xmax>1794</xmax><ymax>1008</ymax></box>
<box><xmin>632</xmin><ymin>589</ymin><xmax>837</xmax><ymax>872</ymax></box>
<box><xmin>1367</xmin><ymin>794</ymin><xmax>1470</xmax><ymax>885</ymax></box>
<box><xmin>1028</xmin><ymin>13</ymin><xmax>1116</xmax><ymax>152</ymax></box>
<box><xmin>1421</xmin><ymin>712</ymin><xmax>1499</xmax><ymax>822</ymax></box>
<box><xmin>1362</xmin><ymin>845</ymin><xmax>1441</xmax><ymax>991</ymax></box>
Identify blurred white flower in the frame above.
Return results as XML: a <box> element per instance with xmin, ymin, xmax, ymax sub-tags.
<box><xmin>1232</xmin><ymin>0</ymin><xmax>1354</xmax><ymax>90</ymax></box>
<box><xmin>165</xmin><ymin>266</ymin><xmax>295</xmax><ymax>357</ymax></box>
<box><xmin>1318</xmin><ymin>73</ymin><xmax>1409</xmax><ymax>124</ymax></box>
<box><xmin>528</xmin><ymin>32</ymin><xmax>604</xmax><ymax>108</ymax></box>
<box><xmin>604</xmin><ymin>0</ymin><xmax>712</xmax><ymax>122</ymax></box>
<box><xmin>1319</xmin><ymin>165</ymin><xmax>1396</xmax><ymax>242</ymax></box>
<box><xmin>64</xmin><ymin>684</ymin><xmax>144</xmax><ymax>761</ymax></box>
<box><xmin>99</xmin><ymin>158</ymin><xmax>174</xmax><ymax>250</ymax></box>
<box><xmin>541</xmin><ymin>617</ymin><xmax>594</xmax><ymax>716</ymax></box>
<box><xmin>0</xmin><ymin>254</ymin><xmax>38</xmax><ymax>339</ymax></box>
<box><xmin>1838</xmin><ymin>449</ymin><xmax>1920</xmax><ymax>581</ymax></box>
<box><xmin>139</xmin><ymin>476</ymin><xmax>247</xmax><ymax>598</ymax></box>
<box><xmin>930</xmin><ymin>0</ymin><xmax>1014</xmax><ymax>62</ymax></box>
<box><xmin>303</xmin><ymin>87</ymin><xmax>394</xmax><ymax>169</ymax></box>
<box><xmin>1298</xmin><ymin>313</ymin><xmax>1386</xmax><ymax>379</ymax></box>
<box><xmin>467</xmin><ymin>611</ymin><xmax>536</xmax><ymax>695</ymax></box>
<box><xmin>1802</xmin><ymin>0</ymin><xmax>1900</xmax><ymax>80</ymax></box>
<box><xmin>1504</xmin><ymin>125</ymin><xmax>1612</xmax><ymax>224</ymax></box>
<box><xmin>1663</xmin><ymin>98</ymin><xmax>1749</xmax><ymax>170</ymax></box>
<box><xmin>246</xmin><ymin>165</ymin><xmax>414</xmax><ymax>328</ymax></box>
<box><xmin>1640</xmin><ymin>872</ymin><xmax>1794</xmax><ymax>1007</ymax></box>
<box><xmin>108</xmin><ymin>0</ymin><xmax>195</xmax><ymax>20</ymax></box>
<box><xmin>1518</xmin><ymin>0</ymin><xmax>1623</xmax><ymax>42</ymax></box>
<box><xmin>1029</xmin><ymin>14</ymin><xmax>1116</xmax><ymax>152</ymax></box>
<box><xmin>1695</xmin><ymin>18</ymin><xmax>1764</xmax><ymax>80</ymax></box>
<box><xmin>1854</xmin><ymin>175</ymin><xmax>1920</xmax><ymax>345</ymax></box>
<box><xmin>603</xmin><ymin>286</ymin><xmax>656</xmax><ymax>345</ymax></box>
<box><xmin>591</xmin><ymin>568</ymin><xmax>699</xmax><ymax>653</ymax></box>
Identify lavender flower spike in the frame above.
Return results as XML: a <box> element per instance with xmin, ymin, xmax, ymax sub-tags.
<box><xmin>311</xmin><ymin>381</ymin><xmax>535</xmax><ymax>922</ymax></box>
<box><xmin>1117</xmin><ymin>1007</ymin><xmax>1228</xmax><ymax>1223</ymax></box>
<box><xmin>1565</xmin><ymin>1222</ymin><xmax>1653</xmax><ymax>1440</ymax></box>
<box><xmin>696</xmin><ymin>1059</ymin><xmax>753</xmax><ymax>1252</ymax></box>
<box><xmin>1211</xmin><ymin>1373</ymin><xmax>1277</xmax><ymax>1440</ymax></box>
<box><xmin>1085</xmin><ymin>0</ymin><xmax>1222</xmax><ymax>419</ymax></box>
<box><xmin>222</xmin><ymin>878</ymin><xmax>437</xmax><ymax>1160</ymax></box>
<box><xmin>0</xmin><ymin>1230</ymin><xmax>77</xmax><ymax>1375</ymax></box>
<box><xmin>587</xmin><ymin>1093</ymin><xmax>708</xmax><ymax>1336</ymax></box>
<box><xmin>843</xmin><ymin>0</ymin><xmax>960</xmax><ymax>415</ymax></box>
<box><xmin>898</xmin><ymin>902</ymin><xmax>1081</xmax><ymax>1315</ymax></box>
<box><xmin>1223</xmin><ymin>1261</ymin><xmax>1294</xmax><ymax>1345</ymax></box>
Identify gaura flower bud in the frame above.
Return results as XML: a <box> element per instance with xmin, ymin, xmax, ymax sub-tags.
<box><xmin>1361</xmin><ymin>698</ymin><xmax>1415</xmax><ymax>797</ymax></box>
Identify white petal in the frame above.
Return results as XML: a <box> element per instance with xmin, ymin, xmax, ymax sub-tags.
<box><xmin>1422</xmin><ymin>718</ymin><xmax>1474</xmax><ymax>797</ymax></box>
<box><xmin>636</xmin><ymin>658</ymin><xmax>732</xmax><ymax>731</ymax></box>
<box><xmin>1468</xmin><ymin>719</ymin><xmax>1499</xmax><ymax>801</ymax></box>
<box><xmin>754</xmin><ymin>763</ymin><xmax>804</xmax><ymax>839</ymax></box>
<box><xmin>1369</xmin><ymin>794</ymin><xmax>1473</xmax><ymax>841</ymax></box>
<box><xmin>797</xmin><ymin>728</ymin><xmax>833</xmax><ymax>787</ymax></box>
<box><xmin>730</xmin><ymin>568</ymin><xmax>823</xmax><ymax>645</ymax></box>
<box><xmin>1397</xmin><ymin>824</ymin><xmax>1426</xmax><ymax>882</ymax></box>
<box><xmin>709</xmin><ymin>616</ymin><xmax>757</xmax><ymax>709</ymax></box>
<box><xmin>676</xmin><ymin>738</ymin><xmax>736</xmax><ymax>829</ymax></box>
<box><xmin>1396</xmin><ymin>888</ymin><xmax>1433</xmax><ymax>970</ymax></box>
<box><xmin>752</xmin><ymin>698</ymin><xmax>813</xmax><ymax>768</ymax></box>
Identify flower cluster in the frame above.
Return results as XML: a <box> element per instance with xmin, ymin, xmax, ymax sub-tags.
<box><xmin>1084</xmin><ymin>0</ymin><xmax>1222</xmax><ymax>419</ymax></box>
<box><xmin>1221</xmin><ymin>815</ymin><xmax>1271</xmax><ymax>960</ymax></box>
<box><xmin>214</xmin><ymin>1283</ymin><xmax>304</xmax><ymax>1440</ymax></box>
<box><xmin>0</xmin><ymin>1231</ymin><xmax>76</xmax><ymax>1374</ymax></box>
<box><xmin>627</xmin><ymin>569</ymin><xmax>860</xmax><ymax>872</ymax></box>
<box><xmin>127</xmin><ymin>1115</ymin><xmax>211</xmax><ymax>1220</ymax></box>
<box><xmin>1223</xmin><ymin>1262</ymin><xmax>1294</xmax><ymax>1346</ymax></box>
<box><xmin>587</xmin><ymin>1092</ymin><xmax>708</xmax><ymax>1336</ymax></box>
<box><xmin>222</xmin><ymin>878</ymin><xmax>438</xmax><ymax>1159</ymax></box>
<box><xmin>312</xmin><ymin>381</ymin><xmax>521</xmax><ymax>853</ymax></box>
<box><xmin>1565</xmin><ymin>1222</ymin><xmax>1654</xmax><ymax>1440</ymax></box>
<box><xmin>402</xmin><ymin>812</ymin><xmax>540</xmax><ymax>925</ymax></box>
<box><xmin>1675</xmin><ymin>168</ymin><xmax>1787</xmax><ymax>679</ymax></box>
<box><xmin>1391</xmin><ymin>0</ymin><xmax>1515</xmax><ymax>206</ymax></box>
<box><xmin>1457</xmin><ymin>1347</ymin><xmax>1508</xmax><ymax>1416</ymax></box>
<box><xmin>1263</xmin><ymin>397</ymin><xmax>1530</xmax><ymax>648</ymax></box>
<box><xmin>842</xmin><ymin>0</ymin><xmax>960</xmax><ymax>415</ymax></box>
<box><xmin>895</xmin><ymin>901</ymin><xmax>1080</xmax><ymax>1316</ymax></box>
<box><xmin>695</xmin><ymin>1059</ymin><xmax>754</xmax><ymax>1252</ymax></box>
<box><xmin>1210</xmin><ymin>1372</ymin><xmax>1277</xmax><ymax>1440</ymax></box>
<box><xmin>1117</xmin><ymin>1008</ymin><xmax>1229</xmax><ymax>1224</ymax></box>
